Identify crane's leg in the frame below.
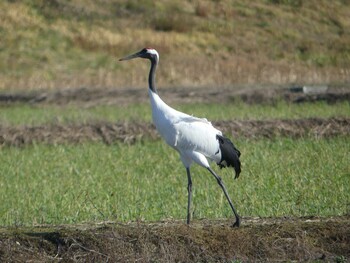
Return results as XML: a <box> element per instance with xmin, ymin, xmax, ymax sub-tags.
<box><xmin>186</xmin><ymin>167</ymin><xmax>193</xmax><ymax>225</ymax></box>
<box><xmin>207</xmin><ymin>167</ymin><xmax>240</xmax><ymax>227</ymax></box>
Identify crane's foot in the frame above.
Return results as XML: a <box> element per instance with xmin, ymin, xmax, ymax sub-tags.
<box><xmin>231</xmin><ymin>216</ymin><xmax>241</xmax><ymax>228</ymax></box>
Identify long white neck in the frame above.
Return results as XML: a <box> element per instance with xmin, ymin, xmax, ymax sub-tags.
<box><xmin>146</xmin><ymin>54</ymin><xmax>187</xmax><ymax>134</ymax></box>
<box><xmin>148</xmin><ymin>89</ymin><xmax>171</xmax><ymax>116</ymax></box>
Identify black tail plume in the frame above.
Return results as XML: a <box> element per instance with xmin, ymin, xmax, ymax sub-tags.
<box><xmin>216</xmin><ymin>135</ymin><xmax>241</xmax><ymax>179</ymax></box>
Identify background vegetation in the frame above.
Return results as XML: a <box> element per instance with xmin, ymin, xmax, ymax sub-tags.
<box><xmin>1</xmin><ymin>0</ymin><xmax>350</xmax><ymax>90</ymax></box>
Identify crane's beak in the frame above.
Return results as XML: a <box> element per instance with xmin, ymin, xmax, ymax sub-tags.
<box><xmin>119</xmin><ymin>51</ymin><xmax>142</xmax><ymax>61</ymax></box>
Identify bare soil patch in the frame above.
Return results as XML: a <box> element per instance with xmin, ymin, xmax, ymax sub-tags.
<box><xmin>0</xmin><ymin>216</ymin><xmax>348</xmax><ymax>262</ymax></box>
<box><xmin>0</xmin><ymin>118</ymin><xmax>349</xmax><ymax>147</ymax></box>
<box><xmin>0</xmin><ymin>85</ymin><xmax>349</xmax><ymax>106</ymax></box>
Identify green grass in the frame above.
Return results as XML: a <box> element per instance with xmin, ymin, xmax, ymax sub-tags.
<box><xmin>1</xmin><ymin>100</ymin><xmax>349</xmax><ymax>125</ymax></box>
<box><xmin>1</xmin><ymin>137</ymin><xmax>349</xmax><ymax>226</ymax></box>
<box><xmin>0</xmin><ymin>103</ymin><xmax>152</xmax><ymax>126</ymax></box>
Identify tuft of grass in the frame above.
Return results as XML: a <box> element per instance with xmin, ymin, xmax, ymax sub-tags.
<box><xmin>265</xmin><ymin>0</ymin><xmax>303</xmax><ymax>7</ymax></box>
<box><xmin>151</xmin><ymin>13</ymin><xmax>196</xmax><ymax>33</ymax></box>
<box><xmin>0</xmin><ymin>137</ymin><xmax>348</xmax><ymax>226</ymax></box>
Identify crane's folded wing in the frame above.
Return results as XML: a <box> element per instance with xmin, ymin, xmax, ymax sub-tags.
<box><xmin>173</xmin><ymin>120</ymin><xmax>222</xmax><ymax>163</ymax></box>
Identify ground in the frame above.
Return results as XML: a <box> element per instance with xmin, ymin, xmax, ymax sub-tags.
<box><xmin>1</xmin><ymin>216</ymin><xmax>349</xmax><ymax>262</ymax></box>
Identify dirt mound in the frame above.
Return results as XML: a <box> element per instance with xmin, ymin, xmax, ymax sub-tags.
<box><xmin>0</xmin><ymin>118</ymin><xmax>349</xmax><ymax>147</ymax></box>
<box><xmin>214</xmin><ymin>117</ymin><xmax>350</xmax><ymax>139</ymax></box>
<box><xmin>0</xmin><ymin>216</ymin><xmax>348</xmax><ymax>262</ymax></box>
<box><xmin>0</xmin><ymin>122</ymin><xmax>155</xmax><ymax>147</ymax></box>
<box><xmin>0</xmin><ymin>86</ymin><xmax>349</xmax><ymax>106</ymax></box>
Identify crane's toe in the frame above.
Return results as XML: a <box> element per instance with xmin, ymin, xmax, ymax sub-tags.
<box><xmin>232</xmin><ymin>217</ymin><xmax>241</xmax><ymax>228</ymax></box>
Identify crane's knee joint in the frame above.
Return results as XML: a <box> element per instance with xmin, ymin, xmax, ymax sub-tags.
<box><xmin>187</xmin><ymin>183</ymin><xmax>192</xmax><ymax>191</ymax></box>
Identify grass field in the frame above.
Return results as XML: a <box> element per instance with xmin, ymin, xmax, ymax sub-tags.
<box><xmin>1</xmin><ymin>100</ymin><xmax>349</xmax><ymax>125</ymax></box>
<box><xmin>1</xmin><ymin>96</ymin><xmax>349</xmax><ymax>226</ymax></box>
<box><xmin>1</xmin><ymin>89</ymin><xmax>349</xmax><ymax>227</ymax></box>
<box><xmin>1</xmin><ymin>137</ymin><xmax>349</xmax><ymax>226</ymax></box>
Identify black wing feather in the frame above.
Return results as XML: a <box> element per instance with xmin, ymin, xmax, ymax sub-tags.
<box><xmin>216</xmin><ymin>135</ymin><xmax>241</xmax><ymax>179</ymax></box>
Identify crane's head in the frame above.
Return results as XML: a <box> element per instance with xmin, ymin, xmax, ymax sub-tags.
<box><xmin>119</xmin><ymin>48</ymin><xmax>159</xmax><ymax>62</ymax></box>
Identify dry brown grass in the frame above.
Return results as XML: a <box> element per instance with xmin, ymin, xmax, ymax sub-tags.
<box><xmin>1</xmin><ymin>216</ymin><xmax>349</xmax><ymax>262</ymax></box>
<box><xmin>0</xmin><ymin>0</ymin><xmax>350</xmax><ymax>91</ymax></box>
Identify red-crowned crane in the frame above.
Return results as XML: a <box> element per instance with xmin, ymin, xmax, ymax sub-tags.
<box><xmin>119</xmin><ymin>48</ymin><xmax>242</xmax><ymax>227</ymax></box>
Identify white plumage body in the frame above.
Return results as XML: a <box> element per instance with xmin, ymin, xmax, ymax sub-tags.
<box><xmin>149</xmin><ymin>89</ymin><xmax>222</xmax><ymax>168</ymax></box>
